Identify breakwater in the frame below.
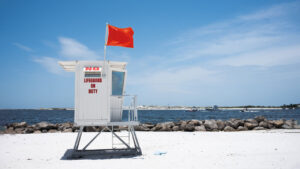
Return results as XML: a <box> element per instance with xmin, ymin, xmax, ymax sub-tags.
<box><xmin>1</xmin><ymin>116</ymin><xmax>300</xmax><ymax>134</ymax></box>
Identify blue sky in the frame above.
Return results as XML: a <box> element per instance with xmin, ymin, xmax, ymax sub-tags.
<box><xmin>0</xmin><ymin>0</ymin><xmax>300</xmax><ymax>108</ymax></box>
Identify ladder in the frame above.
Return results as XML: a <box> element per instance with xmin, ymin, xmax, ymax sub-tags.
<box><xmin>111</xmin><ymin>126</ymin><xmax>130</xmax><ymax>149</ymax></box>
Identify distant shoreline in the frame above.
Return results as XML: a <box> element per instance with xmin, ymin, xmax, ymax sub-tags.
<box><xmin>136</xmin><ymin>107</ymin><xmax>284</xmax><ymax>111</ymax></box>
<box><xmin>0</xmin><ymin>107</ymin><xmax>297</xmax><ymax>111</ymax></box>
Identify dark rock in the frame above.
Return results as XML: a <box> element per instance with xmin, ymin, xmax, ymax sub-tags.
<box><xmin>143</xmin><ymin>123</ymin><xmax>155</xmax><ymax>129</ymax></box>
<box><xmin>48</xmin><ymin>123</ymin><xmax>58</xmax><ymax>129</ymax></box>
<box><xmin>24</xmin><ymin>127</ymin><xmax>34</xmax><ymax>134</ymax></box>
<box><xmin>272</xmin><ymin>120</ymin><xmax>284</xmax><ymax>128</ymax></box>
<box><xmin>150</xmin><ymin>123</ymin><xmax>162</xmax><ymax>131</ymax></box>
<box><xmin>58</xmin><ymin>122</ymin><xmax>73</xmax><ymax>131</ymax></box>
<box><xmin>204</xmin><ymin>120</ymin><xmax>218</xmax><ymax>131</ymax></box>
<box><xmin>216</xmin><ymin>120</ymin><xmax>225</xmax><ymax>130</ymax></box>
<box><xmin>36</xmin><ymin>122</ymin><xmax>56</xmax><ymax>130</ymax></box>
<box><xmin>184</xmin><ymin>124</ymin><xmax>195</xmax><ymax>131</ymax></box>
<box><xmin>102</xmin><ymin>127</ymin><xmax>110</xmax><ymax>132</ymax></box>
<box><xmin>282</xmin><ymin>124</ymin><xmax>292</xmax><ymax>129</ymax></box>
<box><xmin>255</xmin><ymin>116</ymin><xmax>266</xmax><ymax>123</ymax></box>
<box><xmin>172</xmin><ymin>126</ymin><xmax>180</xmax><ymax>131</ymax></box>
<box><xmin>268</xmin><ymin>122</ymin><xmax>275</xmax><ymax>129</ymax></box>
<box><xmin>33</xmin><ymin>124</ymin><xmax>41</xmax><ymax>131</ymax></box>
<box><xmin>245</xmin><ymin>118</ymin><xmax>258</xmax><ymax>124</ymax></box>
<box><xmin>95</xmin><ymin>126</ymin><xmax>104</xmax><ymax>132</ymax></box>
<box><xmin>72</xmin><ymin>126</ymin><xmax>80</xmax><ymax>132</ymax></box>
<box><xmin>226</xmin><ymin>119</ymin><xmax>244</xmax><ymax>129</ymax></box>
<box><xmin>232</xmin><ymin>119</ymin><xmax>244</xmax><ymax>128</ymax></box>
<box><xmin>151</xmin><ymin>122</ymin><xmax>174</xmax><ymax>131</ymax></box>
<box><xmin>57</xmin><ymin>126</ymin><xmax>64</xmax><ymax>131</ymax></box>
<box><xmin>244</xmin><ymin>119</ymin><xmax>258</xmax><ymax>130</ymax></box>
<box><xmin>15</xmin><ymin>128</ymin><xmax>24</xmax><ymax>134</ymax></box>
<box><xmin>179</xmin><ymin>121</ymin><xmax>187</xmax><ymax>130</ymax></box>
<box><xmin>134</xmin><ymin>125</ymin><xmax>150</xmax><ymax>131</ymax></box>
<box><xmin>6</xmin><ymin>127</ymin><xmax>15</xmax><ymax>134</ymax></box>
<box><xmin>42</xmin><ymin>129</ymin><xmax>47</xmax><ymax>133</ymax></box>
<box><xmin>188</xmin><ymin>120</ymin><xmax>201</xmax><ymax>126</ymax></box>
<box><xmin>224</xmin><ymin>126</ymin><xmax>235</xmax><ymax>131</ymax></box>
<box><xmin>253</xmin><ymin>127</ymin><xmax>265</xmax><ymax>130</ymax></box>
<box><xmin>237</xmin><ymin>126</ymin><xmax>247</xmax><ymax>131</ymax></box>
<box><xmin>10</xmin><ymin>123</ymin><xmax>17</xmax><ymax>129</ymax></box>
<box><xmin>150</xmin><ymin>126</ymin><xmax>158</xmax><ymax>131</ymax></box>
<box><xmin>194</xmin><ymin>125</ymin><xmax>206</xmax><ymax>131</ymax></box>
<box><xmin>14</xmin><ymin>122</ymin><xmax>27</xmax><ymax>128</ymax></box>
<box><xmin>284</xmin><ymin>120</ymin><xmax>294</xmax><ymax>128</ymax></box>
<box><xmin>119</xmin><ymin>126</ymin><xmax>128</xmax><ymax>130</ymax></box>
<box><xmin>161</xmin><ymin>122</ymin><xmax>175</xmax><ymax>131</ymax></box>
<box><xmin>133</xmin><ymin>125</ymin><xmax>141</xmax><ymax>131</ymax></box>
<box><xmin>244</xmin><ymin>122</ymin><xmax>258</xmax><ymax>130</ymax></box>
<box><xmin>62</xmin><ymin>128</ymin><xmax>73</xmax><ymax>132</ymax></box>
<box><xmin>259</xmin><ymin>121</ymin><xmax>269</xmax><ymax>128</ymax></box>
<box><xmin>33</xmin><ymin>130</ymin><xmax>41</xmax><ymax>134</ymax></box>
<box><xmin>174</xmin><ymin>122</ymin><xmax>181</xmax><ymax>126</ymax></box>
<box><xmin>85</xmin><ymin>126</ymin><xmax>96</xmax><ymax>132</ymax></box>
<box><xmin>61</xmin><ymin>122</ymin><xmax>73</xmax><ymax>128</ymax></box>
<box><xmin>152</xmin><ymin>123</ymin><xmax>162</xmax><ymax>131</ymax></box>
<box><xmin>111</xmin><ymin>126</ymin><xmax>120</xmax><ymax>132</ymax></box>
<box><xmin>48</xmin><ymin>129</ymin><xmax>57</xmax><ymax>133</ymax></box>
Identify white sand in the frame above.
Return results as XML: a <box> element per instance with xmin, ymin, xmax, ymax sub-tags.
<box><xmin>1</xmin><ymin>130</ymin><xmax>300</xmax><ymax>169</ymax></box>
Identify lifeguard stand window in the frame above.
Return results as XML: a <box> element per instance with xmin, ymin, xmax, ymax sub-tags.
<box><xmin>112</xmin><ymin>71</ymin><xmax>125</xmax><ymax>95</ymax></box>
<box><xmin>85</xmin><ymin>72</ymin><xmax>101</xmax><ymax>77</ymax></box>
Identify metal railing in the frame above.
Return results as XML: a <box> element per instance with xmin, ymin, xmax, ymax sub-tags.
<box><xmin>127</xmin><ymin>95</ymin><xmax>138</xmax><ymax>122</ymax></box>
<box><xmin>110</xmin><ymin>94</ymin><xmax>138</xmax><ymax>122</ymax></box>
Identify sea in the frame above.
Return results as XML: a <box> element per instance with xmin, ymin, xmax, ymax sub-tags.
<box><xmin>1</xmin><ymin>109</ymin><xmax>300</xmax><ymax>128</ymax></box>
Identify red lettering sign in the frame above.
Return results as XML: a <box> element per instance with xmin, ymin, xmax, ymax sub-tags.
<box><xmin>84</xmin><ymin>67</ymin><xmax>101</xmax><ymax>72</ymax></box>
<box><xmin>88</xmin><ymin>89</ymin><xmax>98</xmax><ymax>94</ymax></box>
<box><xmin>84</xmin><ymin>78</ymin><xmax>102</xmax><ymax>83</ymax></box>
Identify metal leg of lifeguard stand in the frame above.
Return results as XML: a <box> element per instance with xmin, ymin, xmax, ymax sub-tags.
<box><xmin>129</xmin><ymin>125</ymin><xmax>142</xmax><ymax>155</ymax></box>
<box><xmin>74</xmin><ymin>126</ymin><xmax>84</xmax><ymax>150</ymax></box>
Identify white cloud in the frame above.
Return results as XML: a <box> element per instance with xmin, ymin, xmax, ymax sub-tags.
<box><xmin>13</xmin><ymin>43</ymin><xmax>33</xmax><ymax>52</ymax></box>
<box><xmin>166</xmin><ymin>1</ymin><xmax>300</xmax><ymax>68</ymax></box>
<box><xmin>58</xmin><ymin>37</ymin><xmax>99</xmax><ymax>59</ymax></box>
<box><xmin>239</xmin><ymin>1</ymin><xmax>300</xmax><ymax>21</ymax></box>
<box><xmin>34</xmin><ymin>37</ymin><xmax>103</xmax><ymax>74</ymax></box>
<box><xmin>34</xmin><ymin>57</ymin><xmax>63</xmax><ymax>74</ymax></box>
<box><xmin>215</xmin><ymin>45</ymin><xmax>300</xmax><ymax>67</ymax></box>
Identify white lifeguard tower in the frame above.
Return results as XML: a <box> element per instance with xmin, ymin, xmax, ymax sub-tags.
<box><xmin>59</xmin><ymin>60</ymin><xmax>141</xmax><ymax>159</ymax></box>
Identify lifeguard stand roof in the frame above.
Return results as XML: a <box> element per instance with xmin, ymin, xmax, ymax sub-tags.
<box><xmin>58</xmin><ymin>61</ymin><xmax>127</xmax><ymax>72</ymax></box>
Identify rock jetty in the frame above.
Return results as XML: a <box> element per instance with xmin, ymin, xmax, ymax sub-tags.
<box><xmin>1</xmin><ymin>116</ymin><xmax>300</xmax><ymax>134</ymax></box>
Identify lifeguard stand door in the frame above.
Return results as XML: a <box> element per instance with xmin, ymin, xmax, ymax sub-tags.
<box><xmin>110</xmin><ymin>70</ymin><xmax>126</xmax><ymax>122</ymax></box>
<box><xmin>75</xmin><ymin>61</ymin><xmax>110</xmax><ymax>126</ymax></box>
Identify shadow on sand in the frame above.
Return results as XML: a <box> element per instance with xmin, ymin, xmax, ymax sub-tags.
<box><xmin>61</xmin><ymin>149</ymin><xmax>141</xmax><ymax>160</ymax></box>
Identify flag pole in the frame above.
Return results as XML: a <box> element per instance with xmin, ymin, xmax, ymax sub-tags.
<box><xmin>103</xmin><ymin>22</ymin><xmax>108</xmax><ymax>76</ymax></box>
<box><xmin>104</xmin><ymin>22</ymin><xmax>108</xmax><ymax>62</ymax></box>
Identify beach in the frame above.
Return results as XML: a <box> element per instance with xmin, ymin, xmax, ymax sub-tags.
<box><xmin>1</xmin><ymin>130</ymin><xmax>300</xmax><ymax>169</ymax></box>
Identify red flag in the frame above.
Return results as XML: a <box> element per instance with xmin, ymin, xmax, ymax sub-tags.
<box><xmin>106</xmin><ymin>24</ymin><xmax>134</xmax><ymax>48</ymax></box>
